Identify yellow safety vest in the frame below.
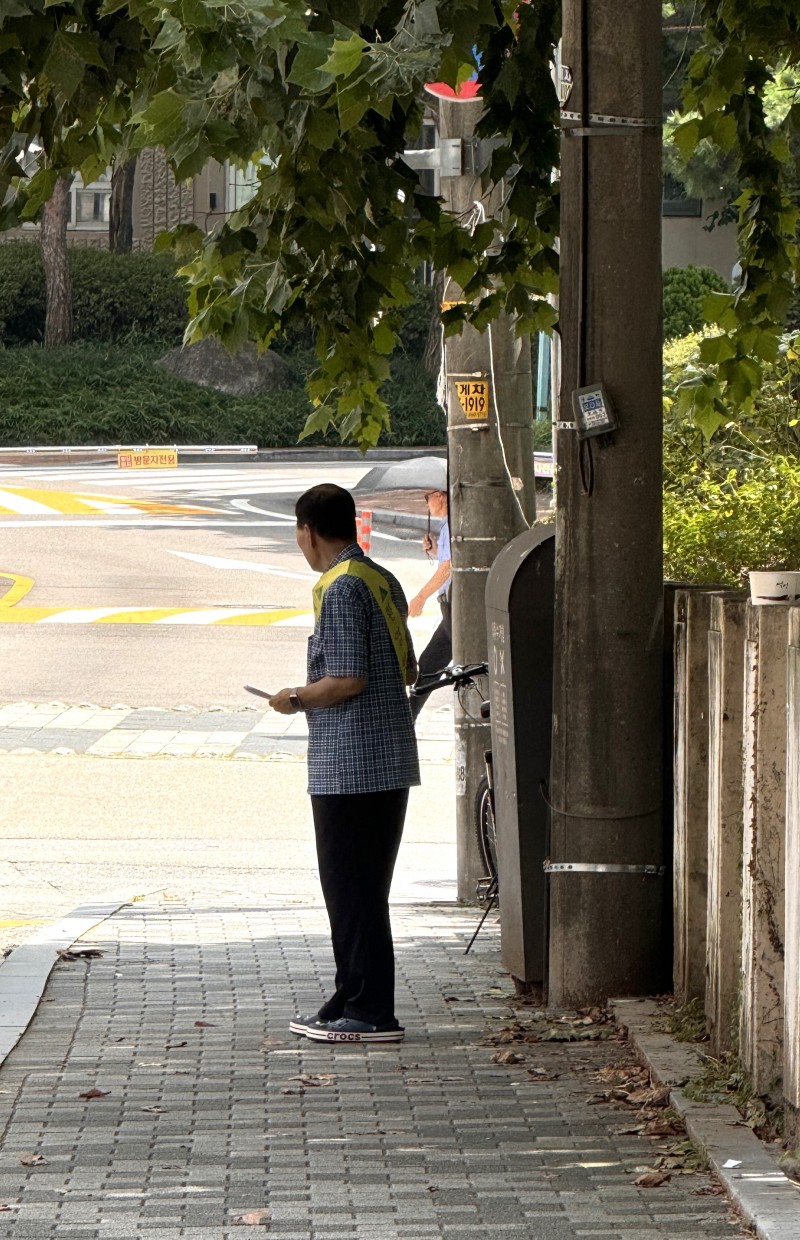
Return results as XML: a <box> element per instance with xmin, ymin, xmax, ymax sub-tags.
<box><xmin>313</xmin><ymin>559</ymin><xmax>409</xmax><ymax>680</ymax></box>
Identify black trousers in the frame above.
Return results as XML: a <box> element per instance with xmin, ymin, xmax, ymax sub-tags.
<box><xmin>410</xmin><ymin>594</ymin><xmax>452</xmax><ymax>721</ymax></box>
<box><xmin>311</xmin><ymin>788</ymin><xmax>409</xmax><ymax>1028</ymax></box>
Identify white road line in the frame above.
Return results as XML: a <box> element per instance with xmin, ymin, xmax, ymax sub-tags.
<box><xmin>0</xmin><ymin>489</ymin><xmax>58</xmax><ymax>514</ymax></box>
<box><xmin>152</xmin><ymin>609</ymin><xmax>267</xmax><ymax>625</ymax></box>
<box><xmin>230</xmin><ymin>499</ymin><xmax>294</xmax><ymax>519</ymax></box>
<box><xmin>37</xmin><ymin>608</ymin><xmax>130</xmax><ymax>624</ymax></box>
<box><xmin>167</xmin><ymin>549</ymin><xmax>316</xmax><ymax>580</ymax></box>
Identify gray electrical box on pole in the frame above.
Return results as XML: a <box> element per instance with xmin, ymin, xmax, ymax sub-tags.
<box><xmin>486</xmin><ymin>527</ymin><xmax>555</xmax><ymax>984</ymax></box>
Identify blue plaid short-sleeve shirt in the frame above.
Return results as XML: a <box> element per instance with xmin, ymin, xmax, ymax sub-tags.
<box><xmin>306</xmin><ymin>544</ymin><xmax>421</xmax><ymax>795</ymax></box>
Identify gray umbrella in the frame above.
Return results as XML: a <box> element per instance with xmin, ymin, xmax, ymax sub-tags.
<box><xmin>354</xmin><ymin>456</ymin><xmax>447</xmax><ymax>494</ymax></box>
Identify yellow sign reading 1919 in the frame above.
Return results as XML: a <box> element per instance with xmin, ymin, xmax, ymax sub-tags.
<box><xmin>118</xmin><ymin>449</ymin><xmax>178</xmax><ymax>470</ymax></box>
<box><xmin>454</xmin><ymin>378</ymin><xmax>490</xmax><ymax>420</ymax></box>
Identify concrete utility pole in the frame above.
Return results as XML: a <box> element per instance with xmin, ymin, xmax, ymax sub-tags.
<box><xmin>433</xmin><ymin>96</ymin><xmax>537</xmax><ymax>901</ymax></box>
<box><xmin>548</xmin><ymin>1</ymin><xmax>665</xmax><ymax>1003</ymax></box>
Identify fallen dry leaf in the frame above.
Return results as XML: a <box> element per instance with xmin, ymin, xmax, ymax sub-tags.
<box><xmin>18</xmin><ymin>1153</ymin><xmax>46</xmax><ymax>1167</ymax></box>
<box><xmin>79</xmin><ymin>1088</ymin><xmax>110</xmax><ymax>1100</ymax></box>
<box><xmin>645</xmin><ymin>1119</ymin><xmax>683</xmax><ymax>1138</ymax></box>
<box><xmin>635</xmin><ymin>1170</ymin><xmax>672</xmax><ymax>1188</ymax></box>
<box><xmin>289</xmin><ymin>1074</ymin><xmax>335</xmax><ymax>1088</ymax></box>
<box><xmin>141</xmin><ymin>1106</ymin><xmax>168</xmax><ymax>1114</ymax></box>
<box><xmin>0</xmin><ymin>1202</ymin><xmax>15</xmax><ymax>1211</ymax></box>
<box><xmin>166</xmin><ymin>1042</ymin><xmax>188</xmax><ymax>1050</ymax></box>
<box><xmin>194</xmin><ymin>1021</ymin><xmax>216</xmax><ymax>1028</ymax></box>
<box><xmin>492</xmin><ymin>1050</ymin><xmax>525</xmax><ymax>1065</ymax></box>
<box><xmin>232</xmin><ymin>1208</ymin><xmax>271</xmax><ymax>1226</ymax></box>
<box><xmin>57</xmin><ymin>948</ymin><xmax>103</xmax><ymax>962</ymax></box>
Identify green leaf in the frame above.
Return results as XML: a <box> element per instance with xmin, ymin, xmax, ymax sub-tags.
<box><xmin>132</xmin><ymin>90</ymin><xmax>189</xmax><ymax>146</ymax></box>
<box><xmin>321</xmin><ymin>35</ymin><xmax>367</xmax><ymax>81</ymax></box>
<box><xmin>673</xmin><ymin>118</ymin><xmax>700</xmax><ymax>162</ymax></box>
<box><xmin>694</xmin><ymin>403</ymin><xmax>728</xmax><ymax>441</ymax></box>
<box><xmin>372</xmin><ymin>319</ymin><xmax>396</xmax><ymax>355</ymax></box>
<box><xmin>43</xmin><ymin>30</ymin><xmax>101</xmax><ymax>101</ymax></box>
<box><xmin>698</xmin><ymin>334</ymin><xmax>737</xmax><ymax>365</ymax></box>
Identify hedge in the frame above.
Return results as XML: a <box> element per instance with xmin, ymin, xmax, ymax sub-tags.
<box><xmin>0</xmin><ymin>342</ymin><xmax>446</xmax><ymax>448</ymax></box>
<box><xmin>0</xmin><ymin>243</ymin><xmax>188</xmax><ymax>345</ymax></box>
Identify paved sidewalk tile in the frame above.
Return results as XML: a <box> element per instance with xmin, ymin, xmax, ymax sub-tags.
<box><xmin>0</xmin><ymin>703</ymin><xmax>455</xmax><ymax>763</ymax></box>
<box><xmin>0</xmin><ymin>897</ymin><xmax>750</xmax><ymax>1239</ymax></box>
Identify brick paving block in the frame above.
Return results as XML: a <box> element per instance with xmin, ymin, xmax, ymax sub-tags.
<box><xmin>0</xmin><ymin>899</ymin><xmax>760</xmax><ymax>1240</ymax></box>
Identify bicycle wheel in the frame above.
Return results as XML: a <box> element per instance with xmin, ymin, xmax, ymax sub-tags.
<box><xmin>474</xmin><ymin>774</ymin><xmax>498</xmax><ymax>880</ymax></box>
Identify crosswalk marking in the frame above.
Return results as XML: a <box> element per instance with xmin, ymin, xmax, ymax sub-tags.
<box><xmin>0</xmin><ymin>605</ymin><xmax>309</xmax><ymax>626</ymax></box>
<box><xmin>0</xmin><ymin>486</ymin><xmax>214</xmax><ymax>517</ymax></box>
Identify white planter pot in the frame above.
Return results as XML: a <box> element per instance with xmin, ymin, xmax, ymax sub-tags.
<box><xmin>748</xmin><ymin>570</ymin><xmax>800</xmax><ymax>605</ymax></box>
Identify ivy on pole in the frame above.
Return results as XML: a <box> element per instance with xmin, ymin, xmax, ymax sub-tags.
<box><xmin>671</xmin><ymin>1</ymin><xmax>800</xmax><ymax>437</ymax></box>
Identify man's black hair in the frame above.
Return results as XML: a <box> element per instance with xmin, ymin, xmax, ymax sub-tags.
<box><xmin>295</xmin><ymin>483</ymin><xmax>357</xmax><ymax>541</ymax></box>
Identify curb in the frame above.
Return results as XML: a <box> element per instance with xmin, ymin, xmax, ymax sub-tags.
<box><xmin>0</xmin><ymin>893</ymin><xmax>153</xmax><ymax>1068</ymax></box>
<box><xmin>612</xmin><ymin>998</ymin><xmax>800</xmax><ymax>1240</ymax></box>
<box><xmin>369</xmin><ymin>509</ymin><xmax>429</xmax><ymax>535</ymax></box>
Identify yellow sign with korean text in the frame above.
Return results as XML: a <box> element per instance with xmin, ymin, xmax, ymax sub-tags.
<box><xmin>117</xmin><ymin>449</ymin><xmax>178</xmax><ymax>470</ymax></box>
<box><xmin>454</xmin><ymin>378</ymin><xmax>490</xmax><ymax>420</ymax></box>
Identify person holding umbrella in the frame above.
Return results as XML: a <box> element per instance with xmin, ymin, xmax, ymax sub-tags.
<box><xmin>408</xmin><ymin>487</ymin><xmax>452</xmax><ymax>720</ymax></box>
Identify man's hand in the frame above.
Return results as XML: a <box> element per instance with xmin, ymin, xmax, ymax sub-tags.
<box><xmin>268</xmin><ymin>688</ymin><xmax>296</xmax><ymax>715</ymax></box>
<box><xmin>422</xmin><ymin>533</ymin><xmax>435</xmax><ymax>556</ymax></box>
<box><xmin>407</xmin><ymin>593</ymin><xmax>425</xmax><ymax>619</ymax></box>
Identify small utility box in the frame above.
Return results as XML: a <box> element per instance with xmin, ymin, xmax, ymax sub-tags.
<box><xmin>485</xmin><ymin>526</ymin><xmax>555</xmax><ymax>983</ymax></box>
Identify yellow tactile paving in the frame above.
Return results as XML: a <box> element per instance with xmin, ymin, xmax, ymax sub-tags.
<box><xmin>0</xmin><ymin>486</ymin><xmax>213</xmax><ymax>516</ymax></box>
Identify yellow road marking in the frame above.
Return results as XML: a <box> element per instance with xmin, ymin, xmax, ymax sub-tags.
<box><xmin>92</xmin><ymin>608</ymin><xmax>199</xmax><ymax>624</ymax></box>
<box><xmin>214</xmin><ymin>608</ymin><xmax>304</xmax><ymax>626</ymax></box>
<box><xmin>0</xmin><ymin>487</ymin><xmax>213</xmax><ymax>516</ymax></box>
<box><xmin>0</xmin><ymin>918</ymin><xmax>45</xmax><ymax>929</ymax></box>
<box><xmin>0</xmin><ymin>572</ymin><xmax>34</xmax><ymax>608</ymax></box>
<box><xmin>0</xmin><ymin>605</ymin><xmax>309</xmax><ymax>625</ymax></box>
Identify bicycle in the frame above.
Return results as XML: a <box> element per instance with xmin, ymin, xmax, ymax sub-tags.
<box><xmin>410</xmin><ymin>661</ymin><xmax>498</xmax><ymax>952</ymax></box>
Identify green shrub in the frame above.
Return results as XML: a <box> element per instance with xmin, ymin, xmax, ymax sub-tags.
<box><xmin>70</xmin><ymin>249</ymin><xmax>188</xmax><ymax>343</ymax></box>
<box><xmin>663</xmin><ymin>265</ymin><xmax>729</xmax><ymax>341</ymax></box>
<box><xmin>0</xmin><ymin>243</ymin><xmax>188</xmax><ymax>345</ymax></box>
<box><xmin>0</xmin><ymin>341</ymin><xmax>445</xmax><ymax>448</ymax></box>
<box><xmin>0</xmin><ymin>242</ymin><xmax>47</xmax><ymax>345</ymax></box>
<box><xmin>380</xmin><ymin>355</ymin><xmax>444</xmax><ymax>446</ymax></box>
<box><xmin>663</xmin><ymin>455</ymin><xmax>800</xmax><ymax>585</ymax></box>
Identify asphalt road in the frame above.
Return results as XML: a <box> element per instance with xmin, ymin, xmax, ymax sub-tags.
<box><xmin>0</xmin><ymin>458</ymin><xmax>439</xmax><ymax>705</ymax></box>
<box><xmin>0</xmin><ymin>456</ymin><xmax>458</xmax><ymax>953</ymax></box>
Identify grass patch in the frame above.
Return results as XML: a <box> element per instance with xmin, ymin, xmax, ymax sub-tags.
<box><xmin>668</xmin><ymin>997</ymin><xmax>709</xmax><ymax>1044</ymax></box>
<box><xmin>684</xmin><ymin>1051</ymin><xmax>783</xmax><ymax>1141</ymax></box>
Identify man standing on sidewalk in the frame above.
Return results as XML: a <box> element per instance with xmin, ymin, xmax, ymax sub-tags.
<box><xmin>408</xmin><ymin>488</ymin><xmax>452</xmax><ymax>720</ymax></box>
<box><xmin>269</xmin><ymin>483</ymin><xmax>419</xmax><ymax>1044</ymax></box>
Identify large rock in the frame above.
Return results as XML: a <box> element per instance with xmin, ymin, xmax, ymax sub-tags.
<box><xmin>157</xmin><ymin>337</ymin><xmax>291</xmax><ymax>397</ymax></box>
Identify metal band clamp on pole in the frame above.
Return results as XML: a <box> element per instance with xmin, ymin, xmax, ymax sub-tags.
<box><xmin>543</xmin><ymin>862</ymin><xmax>665</xmax><ymax>876</ymax></box>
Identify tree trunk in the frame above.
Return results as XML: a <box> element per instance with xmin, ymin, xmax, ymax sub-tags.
<box><xmin>109</xmin><ymin>156</ymin><xmax>137</xmax><ymax>253</ymax></box>
<box><xmin>41</xmin><ymin>175</ymin><xmax>73</xmax><ymax>348</ymax></box>
<box><xmin>547</xmin><ymin>0</ymin><xmax>665</xmax><ymax>1005</ymax></box>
